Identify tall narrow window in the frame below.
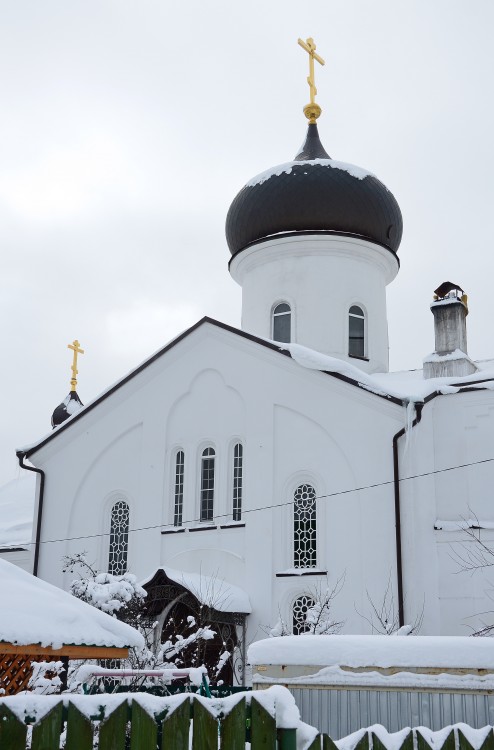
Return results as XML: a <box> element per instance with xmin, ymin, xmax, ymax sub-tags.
<box><xmin>174</xmin><ymin>450</ymin><xmax>185</xmax><ymax>526</ymax></box>
<box><xmin>232</xmin><ymin>443</ymin><xmax>243</xmax><ymax>521</ymax></box>
<box><xmin>272</xmin><ymin>303</ymin><xmax>291</xmax><ymax>343</ymax></box>
<box><xmin>108</xmin><ymin>500</ymin><xmax>130</xmax><ymax>575</ymax></box>
<box><xmin>293</xmin><ymin>483</ymin><xmax>317</xmax><ymax>568</ymax></box>
<box><xmin>293</xmin><ymin>595</ymin><xmax>316</xmax><ymax>634</ymax></box>
<box><xmin>200</xmin><ymin>447</ymin><xmax>215</xmax><ymax>522</ymax></box>
<box><xmin>349</xmin><ymin>305</ymin><xmax>365</xmax><ymax>358</ymax></box>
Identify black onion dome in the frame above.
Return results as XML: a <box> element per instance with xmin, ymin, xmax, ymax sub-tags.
<box><xmin>51</xmin><ymin>390</ymin><xmax>83</xmax><ymax>429</ymax></box>
<box><xmin>226</xmin><ymin>123</ymin><xmax>403</xmax><ymax>257</ymax></box>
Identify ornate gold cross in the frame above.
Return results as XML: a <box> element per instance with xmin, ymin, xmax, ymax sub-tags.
<box><xmin>298</xmin><ymin>37</ymin><xmax>325</xmax><ymax>123</ymax></box>
<box><xmin>67</xmin><ymin>339</ymin><xmax>84</xmax><ymax>392</ymax></box>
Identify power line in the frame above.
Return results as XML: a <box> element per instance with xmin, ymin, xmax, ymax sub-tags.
<box><xmin>19</xmin><ymin>454</ymin><xmax>494</xmax><ymax>548</ymax></box>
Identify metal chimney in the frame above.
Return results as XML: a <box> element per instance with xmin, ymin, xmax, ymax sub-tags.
<box><xmin>423</xmin><ymin>282</ymin><xmax>478</xmax><ymax>379</ymax></box>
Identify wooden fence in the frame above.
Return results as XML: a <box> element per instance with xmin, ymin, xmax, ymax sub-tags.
<box><xmin>1</xmin><ymin>690</ymin><xmax>494</xmax><ymax>750</ymax></box>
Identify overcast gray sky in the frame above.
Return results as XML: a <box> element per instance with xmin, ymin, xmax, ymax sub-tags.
<box><xmin>1</xmin><ymin>0</ymin><xmax>493</xmax><ymax>486</ymax></box>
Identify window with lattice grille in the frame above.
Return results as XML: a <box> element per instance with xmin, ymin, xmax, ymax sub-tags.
<box><xmin>293</xmin><ymin>483</ymin><xmax>317</xmax><ymax>568</ymax></box>
<box><xmin>293</xmin><ymin>594</ymin><xmax>316</xmax><ymax>634</ymax></box>
<box><xmin>200</xmin><ymin>447</ymin><xmax>215</xmax><ymax>522</ymax></box>
<box><xmin>108</xmin><ymin>500</ymin><xmax>129</xmax><ymax>575</ymax></box>
<box><xmin>232</xmin><ymin>443</ymin><xmax>243</xmax><ymax>521</ymax></box>
<box><xmin>174</xmin><ymin>450</ymin><xmax>184</xmax><ymax>526</ymax></box>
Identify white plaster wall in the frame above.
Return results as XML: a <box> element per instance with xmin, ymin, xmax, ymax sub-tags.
<box><xmin>30</xmin><ymin>322</ymin><xmax>405</xmax><ymax>646</ymax></box>
<box><xmin>230</xmin><ymin>235</ymin><xmax>399</xmax><ymax>374</ymax></box>
<box><xmin>400</xmin><ymin>391</ymin><xmax>494</xmax><ymax>635</ymax></box>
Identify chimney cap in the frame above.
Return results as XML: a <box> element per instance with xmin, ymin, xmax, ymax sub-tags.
<box><xmin>434</xmin><ymin>281</ymin><xmax>464</xmax><ymax>299</ymax></box>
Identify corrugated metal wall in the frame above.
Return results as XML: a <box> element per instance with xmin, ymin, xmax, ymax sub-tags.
<box><xmin>286</xmin><ymin>688</ymin><xmax>494</xmax><ymax>739</ymax></box>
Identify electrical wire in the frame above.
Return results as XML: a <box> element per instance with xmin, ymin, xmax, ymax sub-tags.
<box><xmin>15</xmin><ymin>454</ymin><xmax>494</xmax><ymax>548</ymax></box>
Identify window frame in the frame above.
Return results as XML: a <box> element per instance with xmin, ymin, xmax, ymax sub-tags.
<box><xmin>293</xmin><ymin>482</ymin><xmax>317</xmax><ymax>569</ymax></box>
<box><xmin>173</xmin><ymin>449</ymin><xmax>185</xmax><ymax>527</ymax></box>
<box><xmin>348</xmin><ymin>304</ymin><xmax>367</xmax><ymax>360</ymax></box>
<box><xmin>292</xmin><ymin>594</ymin><xmax>316</xmax><ymax>634</ymax></box>
<box><xmin>199</xmin><ymin>446</ymin><xmax>216</xmax><ymax>523</ymax></box>
<box><xmin>108</xmin><ymin>498</ymin><xmax>130</xmax><ymax>575</ymax></box>
<box><xmin>232</xmin><ymin>441</ymin><xmax>243</xmax><ymax>522</ymax></box>
<box><xmin>272</xmin><ymin>301</ymin><xmax>292</xmax><ymax>343</ymax></box>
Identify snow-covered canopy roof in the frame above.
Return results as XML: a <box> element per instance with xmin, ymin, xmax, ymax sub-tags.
<box><xmin>0</xmin><ymin>559</ymin><xmax>145</xmax><ymax>650</ymax></box>
<box><xmin>141</xmin><ymin>566</ymin><xmax>252</xmax><ymax>614</ymax></box>
<box><xmin>248</xmin><ymin>634</ymin><xmax>494</xmax><ymax>670</ymax></box>
<box><xmin>0</xmin><ymin>475</ymin><xmax>35</xmax><ymax>550</ymax></box>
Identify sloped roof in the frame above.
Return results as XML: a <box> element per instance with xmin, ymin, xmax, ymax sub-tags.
<box><xmin>0</xmin><ymin>558</ymin><xmax>144</xmax><ymax>650</ymax></box>
<box><xmin>17</xmin><ymin>317</ymin><xmax>494</xmax><ymax>461</ymax></box>
<box><xmin>17</xmin><ymin>317</ymin><xmax>404</xmax><ymax>460</ymax></box>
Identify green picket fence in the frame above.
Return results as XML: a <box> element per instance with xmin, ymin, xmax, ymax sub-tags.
<box><xmin>2</xmin><ymin>691</ymin><xmax>494</xmax><ymax>750</ymax></box>
<box><xmin>0</xmin><ymin>693</ymin><xmax>301</xmax><ymax>750</ymax></box>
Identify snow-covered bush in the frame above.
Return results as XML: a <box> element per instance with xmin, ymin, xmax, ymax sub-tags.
<box><xmin>62</xmin><ymin>553</ymin><xmax>232</xmax><ymax>689</ymax></box>
<box><xmin>28</xmin><ymin>661</ymin><xmax>65</xmax><ymax>694</ymax></box>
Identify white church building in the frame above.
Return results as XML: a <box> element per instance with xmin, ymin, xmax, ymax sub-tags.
<box><xmin>5</xmin><ymin>70</ymin><xmax>494</xmax><ymax>682</ymax></box>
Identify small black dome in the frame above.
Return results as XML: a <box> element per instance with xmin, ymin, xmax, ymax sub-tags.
<box><xmin>51</xmin><ymin>391</ymin><xmax>83</xmax><ymax>428</ymax></box>
<box><xmin>226</xmin><ymin>124</ymin><xmax>403</xmax><ymax>257</ymax></box>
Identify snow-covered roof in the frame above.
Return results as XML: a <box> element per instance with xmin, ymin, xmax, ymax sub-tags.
<box><xmin>282</xmin><ymin>343</ymin><xmax>494</xmax><ymax>403</ymax></box>
<box><xmin>248</xmin><ymin>634</ymin><xmax>494</xmax><ymax>670</ymax></box>
<box><xmin>0</xmin><ymin>559</ymin><xmax>145</xmax><ymax>650</ymax></box>
<box><xmin>0</xmin><ymin>474</ymin><xmax>35</xmax><ymax>549</ymax></box>
<box><xmin>17</xmin><ymin>318</ymin><xmax>494</xmax><ymax>459</ymax></box>
<box><xmin>141</xmin><ymin>566</ymin><xmax>252</xmax><ymax>614</ymax></box>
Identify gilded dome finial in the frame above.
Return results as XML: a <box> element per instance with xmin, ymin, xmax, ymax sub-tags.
<box><xmin>297</xmin><ymin>37</ymin><xmax>325</xmax><ymax>123</ymax></box>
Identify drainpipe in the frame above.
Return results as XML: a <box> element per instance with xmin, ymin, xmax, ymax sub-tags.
<box><xmin>392</xmin><ymin>403</ymin><xmax>423</xmax><ymax>627</ymax></box>
<box><xmin>16</xmin><ymin>450</ymin><xmax>45</xmax><ymax>577</ymax></box>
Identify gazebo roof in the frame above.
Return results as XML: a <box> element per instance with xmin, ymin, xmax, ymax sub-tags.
<box><xmin>0</xmin><ymin>559</ymin><xmax>144</xmax><ymax>656</ymax></box>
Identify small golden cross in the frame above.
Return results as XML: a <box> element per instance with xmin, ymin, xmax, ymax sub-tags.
<box><xmin>298</xmin><ymin>37</ymin><xmax>325</xmax><ymax>122</ymax></box>
<box><xmin>67</xmin><ymin>339</ymin><xmax>84</xmax><ymax>392</ymax></box>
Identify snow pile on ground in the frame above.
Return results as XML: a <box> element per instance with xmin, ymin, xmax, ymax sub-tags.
<box><xmin>248</xmin><ymin>634</ymin><xmax>494</xmax><ymax>670</ymax></box>
<box><xmin>0</xmin><ymin>474</ymin><xmax>35</xmax><ymax>549</ymax></box>
<box><xmin>0</xmin><ymin>558</ymin><xmax>144</xmax><ymax>650</ymax></box>
<box><xmin>140</xmin><ymin>566</ymin><xmax>252</xmax><ymax>613</ymax></box>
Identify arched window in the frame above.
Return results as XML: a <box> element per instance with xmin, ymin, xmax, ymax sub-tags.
<box><xmin>174</xmin><ymin>450</ymin><xmax>185</xmax><ymax>526</ymax></box>
<box><xmin>293</xmin><ymin>483</ymin><xmax>317</xmax><ymax>568</ymax></box>
<box><xmin>200</xmin><ymin>447</ymin><xmax>215</xmax><ymax>522</ymax></box>
<box><xmin>293</xmin><ymin>594</ymin><xmax>316</xmax><ymax>634</ymax></box>
<box><xmin>349</xmin><ymin>305</ymin><xmax>365</xmax><ymax>358</ymax></box>
<box><xmin>232</xmin><ymin>443</ymin><xmax>243</xmax><ymax>521</ymax></box>
<box><xmin>108</xmin><ymin>499</ymin><xmax>130</xmax><ymax>575</ymax></box>
<box><xmin>272</xmin><ymin>303</ymin><xmax>291</xmax><ymax>343</ymax></box>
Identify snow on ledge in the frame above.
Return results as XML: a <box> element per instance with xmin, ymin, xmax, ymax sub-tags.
<box><xmin>423</xmin><ymin>349</ymin><xmax>469</xmax><ymax>364</ymax></box>
<box><xmin>253</xmin><ymin>664</ymin><xmax>494</xmax><ymax>692</ymax></box>
<box><xmin>246</xmin><ymin>159</ymin><xmax>376</xmax><ymax>187</ymax></box>
<box><xmin>248</xmin><ymin>634</ymin><xmax>494</xmax><ymax>670</ymax></box>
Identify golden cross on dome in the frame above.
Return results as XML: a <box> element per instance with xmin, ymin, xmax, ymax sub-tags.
<box><xmin>67</xmin><ymin>339</ymin><xmax>84</xmax><ymax>392</ymax></box>
<box><xmin>298</xmin><ymin>37</ymin><xmax>325</xmax><ymax>123</ymax></box>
